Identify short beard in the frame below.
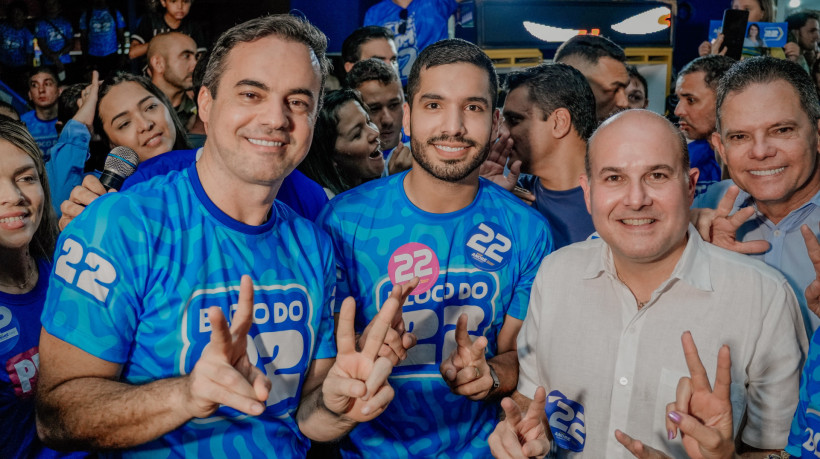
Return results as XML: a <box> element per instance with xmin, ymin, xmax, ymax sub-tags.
<box><xmin>410</xmin><ymin>134</ymin><xmax>490</xmax><ymax>183</ymax></box>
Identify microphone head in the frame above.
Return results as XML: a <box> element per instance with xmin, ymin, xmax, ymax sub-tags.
<box><xmin>103</xmin><ymin>146</ymin><xmax>139</xmax><ymax>177</ymax></box>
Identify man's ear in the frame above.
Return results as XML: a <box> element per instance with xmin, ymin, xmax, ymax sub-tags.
<box><xmin>551</xmin><ymin>107</ymin><xmax>573</xmax><ymax>139</ymax></box>
<box><xmin>402</xmin><ymin>101</ymin><xmax>411</xmax><ymax>137</ymax></box>
<box><xmin>711</xmin><ymin>131</ymin><xmax>727</xmax><ymax>165</ymax></box>
<box><xmin>580</xmin><ymin>173</ymin><xmax>592</xmax><ymax>215</ymax></box>
<box><xmin>344</xmin><ymin>61</ymin><xmax>354</xmax><ymax>73</ymax></box>
<box><xmin>198</xmin><ymin>85</ymin><xmax>213</xmax><ymax>126</ymax></box>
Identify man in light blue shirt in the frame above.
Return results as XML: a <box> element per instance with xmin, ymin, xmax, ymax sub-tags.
<box><xmin>694</xmin><ymin>56</ymin><xmax>820</xmax><ymax>335</ymax></box>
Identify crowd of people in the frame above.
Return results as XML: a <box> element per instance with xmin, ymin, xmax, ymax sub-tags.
<box><xmin>2</xmin><ymin>0</ymin><xmax>820</xmax><ymax>458</ymax></box>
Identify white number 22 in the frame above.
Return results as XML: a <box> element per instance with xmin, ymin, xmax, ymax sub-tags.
<box><xmin>55</xmin><ymin>238</ymin><xmax>117</xmax><ymax>302</ymax></box>
<box><xmin>466</xmin><ymin>223</ymin><xmax>511</xmax><ymax>263</ymax></box>
<box><xmin>393</xmin><ymin>248</ymin><xmax>435</xmax><ymax>283</ymax></box>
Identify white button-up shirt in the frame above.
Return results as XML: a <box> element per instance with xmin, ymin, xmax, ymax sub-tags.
<box><xmin>517</xmin><ymin>227</ymin><xmax>808</xmax><ymax>457</ymax></box>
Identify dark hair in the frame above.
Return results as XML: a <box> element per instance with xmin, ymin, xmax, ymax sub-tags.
<box><xmin>505</xmin><ymin>63</ymin><xmax>596</xmax><ymax>140</ymax></box>
<box><xmin>716</xmin><ymin>56</ymin><xmax>820</xmax><ymax>131</ymax></box>
<box><xmin>346</xmin><ymin>58</ymin><xmax>399</xmax><ymax>89</ymax></box>
<box><xmin>627</xmin><ymin>64</ymin><xmax>648</xmax><ymax>94</ymax></box>
<box><xmin>94</xmin><ymin>72</ymin><xmax>190</xmax><ymax>151</ymax></box>
<box><xmin>342</xmin><ymin>26</ymin><xmax>395</xmax><ymax>64</ymax></box>
<box><xmin>744</xmin><ymin>0</ymin><xmax>774</xmax><ymax>23</ymax></box>
<box><xmin>586</xmin><ymin>110</ymin><xmax>689</xmax><ymax>176</ymax></box>
<box><xmin>554</xmin><ymin>35</ymin><xmax>626</xmax><ymax>66</ymax></box>
<box><xmin>406</xmin><ymin>38</ymin><xmax>498</xmax><ymax>109</ymax></box>
<box><xmin>679</xmin><ymin>55</ymin><xmax>736</xmax><ymax>91</ymax></box>
<box><xmin>27</xmin><ymin>66</ymin><xmax>60</xmax><ymax>87</ymax></box>
<box><xmin>0</xmin><ymin>118</ymin><xmax>58</xmax><ymax>260</ymax></box>
<box><xmin>298</xmin><ymin>88</ymin><xmax>368</xmax><ymax>196</ymax></box>
<box><xmin>787</xmin><ymin>10</ymin><xmax>820</xmax><ymax>31</ymax></box>
<box><xmin>57</xmin><ymin>83</ymin><xmax>85</xmax><ymax>124</ymax></box>
<box><xmin>191</xmin><ymin>50</ymin><xmax>209</xmax><ymax>110</ymax></box>
<box><xmin>203</xmin><ymin>15</ymin><xmax>330</xmax><ymax>104</ymax></box>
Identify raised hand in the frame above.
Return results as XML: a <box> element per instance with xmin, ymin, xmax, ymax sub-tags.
<box><xmin>387</xmin><ymin>143</ymin><xmax>413</xmax><ymax>175</ymax></box>
<box><xmin>356</xmin><ymin>278</ymin><xmax>419</xmax><ymax>365</ymax></box>
<box><xmin>322</xmin><ymin>280</ymin><xmax>417</xmax><ymax>423</ymax></box>
<box><xmin>59</xmin><ymin>175</ymin><xmax>112</xmax><ymax>230</ymax></box>
<box><xmin>440</xmin><ymin>313</ymin><xmax>493</xmax><ymax>400</ymax></box>
<box><xmin>73</xmin><ymin>70</ymin><xmax>100</xmax><ymax>130</ymax></box>
<box><xmin>704</xmin><ymin>185</ymin><xmax>769</xmax><ymax>254</ymax></box>
<box><xmin>488</xmin><ymin>387</ymin><xmax>550</xmax><ymax>459</ymax></box>
<box><xmin>184</xmin><ymin>275</ymin><xmax>271</xmax><ymax>418</ymax></box>
<box><xmin>480</xmin><ymin>131</ymin><xmax>515</xmax><ymax>189</ymax></box>
<box><xmin>666</xmin><ymin>332</ymin><xmax>734</xmax><ymax>459</ymax></box>
<box><xmin>802</xmin><ymin>223</ymin><xmax>820</xmax><ymax>319</ymax></box>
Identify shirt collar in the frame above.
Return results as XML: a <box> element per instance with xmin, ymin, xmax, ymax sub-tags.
<box><xmin>581</xmin><ymin>224</ymin><xmax>713</xmax><ymax>293</ymax></box>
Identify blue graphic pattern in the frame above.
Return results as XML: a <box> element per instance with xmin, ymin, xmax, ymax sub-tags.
<box><xmin>318</xmin><ymin>171</ymin><xmax>552</xmax><ymax>457</ymax></box>
<box><xmin>41</xmin><ymin>164</ymin><xmax>336</xmax><ymax>458</ymax></box>
<box><xmin>787</xmin><ymin>329</ymin><xmax>820</xmax><ymax>456</ymax></box>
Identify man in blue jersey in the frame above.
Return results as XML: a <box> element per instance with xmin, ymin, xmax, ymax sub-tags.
<box><xmin>318</xmin><ymin>38</ymin><xmax>553</xmax><ymax>457</ymax></box>
<box><xmin>21</xmin><ymin>67</ymin><xmax>60</xmax><ymax>161</ymax></box>
<box><xmin>364</xmin><ymin>0</ymin><xmax>464</xmax><ymax>86</ymax></box>
<box><xmin>35</xmin><ymin>15</ymin><xmax>411</xmax><ymax>457</ymax></box>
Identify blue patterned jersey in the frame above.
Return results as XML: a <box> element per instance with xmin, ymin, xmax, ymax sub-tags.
<box><xmin>787</xmin><ymin>329</ymin><xmax>820</xmax><ymax>456</ymax></box>
<box><xmin>364</xmin><ymin>0</ymin><xmax>458</xmax><ymax>86</ymax></box>
<box><xmin>0</xmin><ymin>23</ymin><xmax>34</xmax><ymax>68</ymax></box>
<box><xmin>34</xmin><ymin>17</ymin><xmax>73</xmax><ymax>65</ymax></box>
<box><xmin>41</xmin><ymin>164</ymin><xmax>336</xmax><ymax>458</ymax></box>
<box><xmin>78</xmin><ymin>9</ymin><xmax>125</xmax><ymax>57</ymax></box>
<box><xmin>318</xmin><ymin>171</ymin><xmax>553</xmax><ymax>458</ymax></box>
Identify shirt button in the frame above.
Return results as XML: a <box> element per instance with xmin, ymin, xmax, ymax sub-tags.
<box><xmin>619</xmin><ymin>377</ymin><xmax>628</xmax><ymax>386</ymax></box>
<box><xmin>774</xmin><ymin>230</ymin><xmax>781</xmax><ymax>237</ymax></box>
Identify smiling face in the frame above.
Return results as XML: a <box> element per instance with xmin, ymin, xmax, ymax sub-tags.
<box><xmin>333</xmin><ymin>100</ymin><xmax>384</xmax><ymax>183</ymax></box>
<box><xmin>403</xmin><ymin>62</ymin><xmax>498</xmax><ymax>183</ymax></box>
<box><xmin>198</xmin><ymin>35</ymin><xmax>322</xmax><ymax>187</ymax></box>
<box><xmin>674</xmin><ymin>71</ymin><xmax>717</xmax><ymax>141</ymax></box>
<box><xmin>98</xmin><ymin>81</ymin><xmax>176</xmax><ymax>162</ymax></box>
<box><xmin>714</xmin><ymin>80</ymin><xmax>820</xmax><ymax>221</ymax></box>
<box><xmin>28</xmin><ymin>72</ymin><xmax>58</xmax><ymax>111</ymax></box>
<box><xmin>582</xmin><ymin>111</ymin><xmax>697</xmax><ymax>267</ymax></box>
<box><xmin>0</xmin><ymin>140</ymin><xmax>44</xmax><ymax>252</ymax></box>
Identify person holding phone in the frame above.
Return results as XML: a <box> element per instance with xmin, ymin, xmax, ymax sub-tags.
<box><xmin>698</xmin><ymin>0</ymin><xmax>798</xmax><ymax>61</ymax></box>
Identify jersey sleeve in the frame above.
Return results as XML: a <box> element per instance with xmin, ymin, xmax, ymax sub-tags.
<box><xmin>41</xmin><ymin>193</ymin><xmax>149</xmax><ymax>364</ymax></box>
<box><xmin>115</xmin><ymin>10</ymin><xmax>126</xmax><ymax>30</ymax></box>
<box><xmin>316</xmin><ymin>203</ymin><xmax>355</xmax><ymax>315</ymax></box>
<box><xmin>313</xmin><ymin>229</ymin><xmax>337</xmax><ymax>360</ymax></box>
<box><xmin>506</xmin><ymin>214</ymin><xmax>552</xmax><ymax>321</ymax></box>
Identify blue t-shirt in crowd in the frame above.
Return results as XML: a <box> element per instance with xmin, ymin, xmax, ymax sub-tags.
<box><xmin>0</xmin><ymin>23</ymin><xmax>34</xmax><ymax>68</ymax></box>
<box><xmin>518</xmin><ymin>174</ymin><xmax>594</xmax><ymax>250</ymax></box>
<box><xmin>42</xmin><ymin>164</ymin><xmax>336</xmax><ymax>458</ymax></box>
<box><xmin>787</xmin><ymin>329</ymin><xmax>820</xmax><ymax>456</ymax></box>
<box><xmin>318</xmin><ymin>171</ymin><xmax>553</xmax><ymax>458</ymax></box>
<box><xmin>21</xmin><ymin>110</ymin><xmax>58</xmax><ymax>161</ymax></box>
<box><xmin>688</xmin><ymin>139</ymin><xmax>721</xmax><ymax>197</ymax></box>
<box><xmin>78</xmin><ymin>9</ymin><xmax>125</xmax><ymax>57</ymax></box>
<box><xmin>364</xmin><ymin>0</ymin><xmax>458</xmax><ymax>85</ymax></box>
<box><xmin>121</xmin><ymin>148</ymin><xmax>329</xmax><ymax>221</ymax></box>
<box><xmin>34</xmin><ymin>17</ymin><xmax>73</xmax><ymax>65</ymax></box>
<box><xmin>0</xmin><ymin>260</ymin><xmax>86</xmax><ymax>459</ymax></box>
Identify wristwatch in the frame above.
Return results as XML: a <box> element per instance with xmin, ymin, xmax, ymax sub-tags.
<box><xmin>487</xmin><ymin>363</ymin><xmax>500</xmax><ymax>391</ymax></box>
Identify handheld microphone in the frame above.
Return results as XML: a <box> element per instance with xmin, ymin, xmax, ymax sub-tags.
<box><xmin>99</xmin><ymin>146</ymin><xmax>139</xmax><ymax>191</ymax></box>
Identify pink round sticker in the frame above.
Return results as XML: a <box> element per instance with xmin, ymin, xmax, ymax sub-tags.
<box><xmin>387</xmin><ymin>242</ymin><xmax>440</xmax><ymax>295</ymax></box>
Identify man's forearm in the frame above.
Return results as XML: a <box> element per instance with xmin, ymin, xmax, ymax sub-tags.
<box><xmin>37</xmin><ymin>375</ymin><xmax>193</xmax><ymax>450</ymax></box>
<box><xmin>487</xmin><ymin>350</ymin><xmax>519</xmax><ymax>399</ymax></box>
<box><xmin>295</xmin><ymin>383</ymin><xmax>358</xmax><ymax>443</ymax></box>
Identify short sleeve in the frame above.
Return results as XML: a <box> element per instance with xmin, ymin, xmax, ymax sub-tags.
<box><xmin>115</xmin><ymin>10</ymin><xmax>126</xmax><ymax>29</ymax></box>
<box><xmin>41</xmin><ymin>193</ymin><xmax>148</xmax><ymax>364</ymax></box>
<box><xmin>506</xmin><ymin>214</ymin><xmax>552</xmax><ymax>321</ymax></box>
<box><xmin>316</xmin><ymin>203</ymin><xmax>355</xmax><ymax>315</ymax></box>
<box><xmin>515</xmin><ymin>260</ymin><xmax>548</xmax><ymax>400</ymax></box>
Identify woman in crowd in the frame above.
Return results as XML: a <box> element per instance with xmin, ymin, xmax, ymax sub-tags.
<box><xmin>0</xmin><ymin>118</ymin><xmax>78</xmax><ymax>458</ymax></box>
<box><xmin>54</xmin><ymin>72</ymin><xmax>190</xmax><ymax>228</ymax></box>
<box><xmin>299</xmin><ymin>88</ymin><xmax>385</xmax><ymax>198</ymax></box>
<box><xmin>744</xmin><ymin>23</ymin><xmax>764</xmax><ymax>49</ymax></box>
